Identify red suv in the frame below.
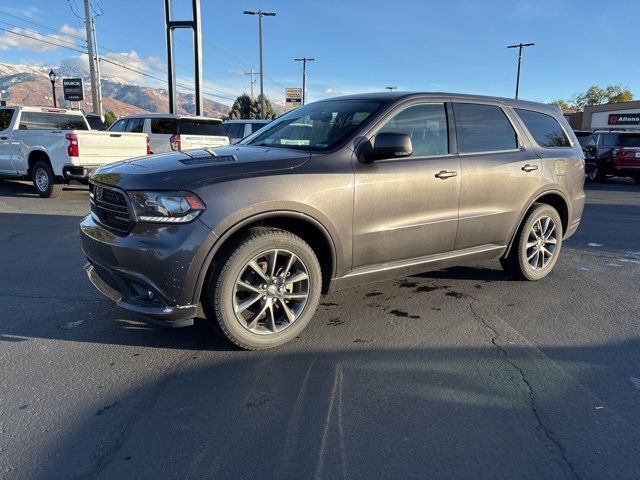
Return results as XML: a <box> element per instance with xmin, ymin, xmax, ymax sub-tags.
<box><xmin>590</xmin><ymin>130</ymin><xmax>640</xmax><ymax>183</ymax></box>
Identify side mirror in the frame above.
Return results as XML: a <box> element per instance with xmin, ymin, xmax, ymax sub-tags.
<box><xmin>363</xmin><ymin>132</ymin><xmax>413</xmax><ymax>162</ymax></box>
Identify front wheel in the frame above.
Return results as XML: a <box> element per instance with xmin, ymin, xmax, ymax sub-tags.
<box><xmin>202</xmin><ymin>228</ymin><xmax>322</xmax><ymax>350</ymax></box>
<box><xmin>501</xmin><ymin>203</ymin><xmax>563</xmax><ymax>281</ymax></box>
<box><xmin>32</xmin><ymin>161</ymin><xmax>62</xmax><ymax>198</ymax></box>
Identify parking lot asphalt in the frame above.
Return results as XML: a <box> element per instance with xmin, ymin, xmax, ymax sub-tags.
<box><xmin>1</xmin><ymin>178</ymin><xmax>639</xmax><ymax>480</ymax></box>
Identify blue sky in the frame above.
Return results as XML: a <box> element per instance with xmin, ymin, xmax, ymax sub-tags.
<box><xmin>0</xmin><ymin>0</ymin><xmax>638</xmax><ymax>106</ymax></box>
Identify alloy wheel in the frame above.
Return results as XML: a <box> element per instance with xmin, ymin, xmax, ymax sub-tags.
<box><xmin>526</xmin><ymin>216</ymin><xmax>557</xmax><ymax>270</ymax></box>
<box><xmin>35</xmin><ymin>168</ymin><xmax>49</xmax><ymax>191</ymax></box>
<box><xmin>232</xmin><ymin>249</ymin><xmax>310</xmax><ymax>334</ymax></box>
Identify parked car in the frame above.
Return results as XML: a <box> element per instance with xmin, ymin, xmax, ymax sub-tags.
<box><xmin>81</xmin><ymin>92</ymin><xmax>585</xmax><ymax>349</ymax></box>
<box><xmin>589</xmin><ymin>129</ymin><xmax>640</xmax><ymax>182</ymax></box>
<box><xmin>0</xmin><ymin>106</ymin><xmax>149</xmax><ymax>197</ymax></box>
<box><xmin>109</xmin><ymin>114</ymin><xmax>230</xmax><ymax>154</ymax></box>
<box><xmin>223</xmin><ymin>119</ymin><xmax>270</xmax><ymax>143</ymax></box>
<box><xmin>84</xmin><ymin>113</ymin><xmax>105</xmax><ymax>130</ymax></box>
<box><xmin>573</xmin><ymin>130</ymin><xmax>597</xmax><ymax>174</ymax></box>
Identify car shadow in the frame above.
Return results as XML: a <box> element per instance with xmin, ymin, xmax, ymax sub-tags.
<box><xmin>0</xmin><ymin>179</ymin><xmax>87</xmax><ymax>198</ymax></box>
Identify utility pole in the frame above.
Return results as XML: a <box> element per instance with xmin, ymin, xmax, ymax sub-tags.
<box><xmin>83</xmin><ymin>0</ymin><xmax>102</xmax><ymax>116</ymax></box>
<box><xmin>507</xmin><ymin>42</ymin><xmax>535</xmax><ymax>100</ymax></box>
<box><xmin>243</xmin><ymin>10</ymin><xmax>276</xmax><ymax>119</ymax></box>
<box><xmin>244</xmin><ymin>68</ymin><xmax>258</xmax><ymax>99</ymax></box>
<box><xmin>294</xmin><ymin>57</ymin><xmax>315</xmax><ymax>105</ymax></box>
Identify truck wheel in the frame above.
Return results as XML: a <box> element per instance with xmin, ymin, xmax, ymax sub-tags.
<box><xmin>500</xmin><ymin>203</ymin><xmax>563</xmax><ymax>281</ymax></box>
<box><xmin>202</xmin><ymin>227</ymin><xmax>322</xmax><ymax>350</ymax></box>
<box><xmin>32</xmin><ymin>161</ymin><xmax>62</xmax><ymax>198</ymax></box>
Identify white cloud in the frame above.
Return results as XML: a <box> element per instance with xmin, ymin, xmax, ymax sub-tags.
<box><xmin>1</xmin><ymin>6</ymin><xmax>44</xmax><ymax>19</ymax></box>
<box><xmin>0</xmin><ymin>24</ymin><xmax>85</xmax><ymax>52</ymax></box>
<box><xmin>59</xmin><ymin>24</ymin><xmax>85</xmax><ymax>38</ymax></box>
<box><xmin>62</xmin><ymin>50</ymin><xmax>166</xmax><ymax>85</ymax></box>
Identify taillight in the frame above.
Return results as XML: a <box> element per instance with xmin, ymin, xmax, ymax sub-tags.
<box><xmin>146</xmin><ymin>136</ymin><xmax>152</xmax><ymax>155</ymax></box>
<box><xmin>170</xmin><ymin>134</ymin><xmax>181</xmax><ymax>151</ymax></box>
<box><xmin>66</xmin><ymin>133</ymin><xmax>79</xmax><ymax>157</ymax></box>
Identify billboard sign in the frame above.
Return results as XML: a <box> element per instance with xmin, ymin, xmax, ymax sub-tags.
<box><xmin>285</xmin><ymin>88</ymin><xmax>302</xmax><ymax>112</ymax></box>
<box><xmin>608</xmin><ymin>113</ymin><xmax>640</xmax><ymax>126</ymax></box>
<box><xmin>63</xmin><ymin>78</ymin><xmax>84</xmax><ymax>102</ymax></box>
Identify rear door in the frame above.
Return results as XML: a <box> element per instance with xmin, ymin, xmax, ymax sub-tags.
<box><xmin>453</xmin><ymin>102</ymin><xmax>542</xmax><ymax>250</ymax></box>
<box><xmin>353</xmin><ymin>100</ymin><xmax>461</xmax><ymax>268</ymax></box>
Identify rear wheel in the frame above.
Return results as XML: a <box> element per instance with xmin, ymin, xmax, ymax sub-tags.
<box><xmin>501</xmin><ymin>203</ymin><xmax>563</xmax><ymax>281</ymax></box>
<box><xmin>202</xmin><ymin>228</ymin><xmax>322</xmax><ymax>350</ymax></box>
<box><xmin>32</xmin><ymin>161</ymin><xmax>62</xmax><ymax>198</ymax></box>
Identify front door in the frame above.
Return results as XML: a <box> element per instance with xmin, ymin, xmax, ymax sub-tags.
<box><xmin>352</xmin><ymin>101</ymin><xmax>461</xmax><ymax>269</ymax></box>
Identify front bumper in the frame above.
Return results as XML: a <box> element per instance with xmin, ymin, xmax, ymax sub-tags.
<box><xmin>80</xmin><ymin>213</ymin><xmax>217</xmax><ymax>326</ymax></box>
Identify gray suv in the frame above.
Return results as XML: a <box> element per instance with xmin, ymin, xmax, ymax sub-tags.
<box><xmin>80</xmin><ymin>92</ymin><xmax>585</xmax><ymax>349</ymax></box>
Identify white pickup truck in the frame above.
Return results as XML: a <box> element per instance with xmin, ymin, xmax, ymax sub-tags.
<box><xmin>0</xmin><ymin>106</ymin><xmax>148</xmax><ymax>197</ymax></box>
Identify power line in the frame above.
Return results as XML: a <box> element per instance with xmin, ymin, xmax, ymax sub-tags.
<box><xmin>0</xmin><ymin>26</ymin><xmax>86</xmax><ymax>54</ymax></box>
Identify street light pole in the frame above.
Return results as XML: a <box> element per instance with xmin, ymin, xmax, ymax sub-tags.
<box><xmin>243</xmin><ymin>10</ymin><xmax>276</xmax><ymax>119</ymax></box>
<box><xmin>507</xmin><ymin>42</ymin><xmax>535</xmax><ymax>99</ymax></box>
<box><xmin>294</xmin><ymin>57</ymin><xmax>315</xmax><ymax>105</ymax></box>
<box><xmin>48</xmin><ymin>69</ymin><xmax>57</xmax><ymax>108</ymax></box>
<box><xmin>385</xmin><ymin>86</ymin><xmax>397</xmax><ymax>91</ymax></box>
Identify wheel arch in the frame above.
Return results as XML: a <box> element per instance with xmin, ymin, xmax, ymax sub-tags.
<box><xmin>27</xmin><ymin>150</ymin><xmax>51</xmax><ymax>177</ymax></box>
<box><xmin>194</xmin><ymin>210</ymin><xmax>338</xmax><ymax>304</ymax></box>
<box><xmin>504</xmin><ymin>189</ymin><xmax>569</xmax><ymax>258</ymax></box>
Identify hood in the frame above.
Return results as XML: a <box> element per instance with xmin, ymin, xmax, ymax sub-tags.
<box><xmin>91</xmin><ymin>145</ymin><xmax>310</xmax><ymax>190</ymax></box>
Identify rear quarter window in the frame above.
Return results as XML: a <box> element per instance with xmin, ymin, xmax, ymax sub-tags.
<box><xmin>179</xmin><ymin>119</ymin><xmax>228</xmax><ymax>136</ymax></box>
<box><xmin>0</xmin><ymin>109</ymin><xmax>15</xmax><ymax>131</ymax></box>
<box><xmin>150</xmin><ymin>118</ymin><xmax>178</xmax><ymax>134</ymax></box>
<box><xmin>515</xmin><ymin>109</ymin><xmax>571</xmax><ymax>148</ymax></box>
<box><xmin>224</xmin><ymin>123</ymin><xmax>245</xmax><ymax>138</ymax></box>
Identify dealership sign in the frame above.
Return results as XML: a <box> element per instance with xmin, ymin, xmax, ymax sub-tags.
<box><xmin>285</xmin><ymin>88</ymin><xmax>302</xmax><ymax>112</ymax></box>
<box><xmin>62</xmin><ymin>78</ymin><xmax>84</xmax><ymax>101</ymax></box>
<box><xmin>608</xmin><ymin>113</ymin><xmax>640</xmax><ymax>126</ymax></box>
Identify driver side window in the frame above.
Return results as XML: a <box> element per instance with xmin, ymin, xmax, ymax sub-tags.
<box><xmin>378</xmin><ymin>103</ymin><xmax>449</xmax><ymax>157</ymax></box>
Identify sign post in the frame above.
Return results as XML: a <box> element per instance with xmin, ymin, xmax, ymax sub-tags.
<box><xmin>285</xmin><ymin>88</ymin><xmax>302</xmax><ymax>112</ymax></box>
<box><xmin>62</xmin><ymin>78</ymin><xmax>85</xmax><ymax>102</ymax></box>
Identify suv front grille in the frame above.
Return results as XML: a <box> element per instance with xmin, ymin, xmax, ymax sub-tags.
<box><xmin>89</xmin><ymin>182</ymin><xmax>133</xmax><ymax>235</ymax></box>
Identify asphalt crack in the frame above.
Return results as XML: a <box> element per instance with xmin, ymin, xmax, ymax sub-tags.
<box><xmin>469</xmin><ymin>302</ymin><xmax>581</xmax><ymax>480</ymax></box>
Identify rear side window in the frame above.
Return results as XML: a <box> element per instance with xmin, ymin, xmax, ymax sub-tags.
<box><xmin>150</xmin><ymin>118</ymin><xmax>178</xmax><ymax>134</ymax></box>
<box><xmin>454</xmin><ymin>103</ymin><xmax>518</xmax><ymax>153</ymax></box>
<box><xmin>575</xmin><ymin>132</ymin><xmax>596</xmax><ymax>148</ymax></box>
<box><xmin>0</xmin><ymin>109</ymin><xmax>15</xmax><ymax>131</ymax></box>
<box><xmin>224</xmin><ymin>123</ymin><xmax>245</xmax><ymax>138</ymax></box>
<box><xmin>125</xmin><ymin>118</ymin><xmax>145</xmax><ymax>133</ymax></box>
<box><xmin>179</xmin><ymin>119</ymin><xmax>228</xmax><ymax>136</ymax></box>
<box><xmin>19</xmin><ymin>111</ymin><xmax>88</xmax><ymax>130</ymax></box>
<box><xmin>619</xmin><ymin>134</ymin><xmax>640</xmax><ymax>148</ymax></box>
<box><xmin>250</xmin><ymin>123</ymin><xmax>267</xmax><ymax>134</ymax></box>
<box><xmin>515</xmin><ymin>109</ymin><xmax>571</xmax><ymax>148</ymax></box>
<box><xmin>601</xmin><ymin>133</ymin><xmax>620</xmax><ymax>147</ymax></box>
<box><xmin>378</xmin><ymin>103</ymin><xmax>449</xmax><ymax>157</ymax></box>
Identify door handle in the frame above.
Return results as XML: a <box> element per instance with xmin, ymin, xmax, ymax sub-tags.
<box><xmin>0</xmin><ymin>136</ymin><xmax>7</xmax><ymax>140</ymax></box>
<box><xmin>521</xmin><ymin>164</ymin><xmax>539</xmax><ymax>172</ymax></box>
<box><xmin>435</xmin><ymin>170</ymin><xmax>457</xmax><ymax>179</ymax></box>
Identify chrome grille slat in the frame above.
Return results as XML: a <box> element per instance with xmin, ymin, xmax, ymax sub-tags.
<box><xmin>90</xmin><ymin>182</ymin><xmax>133</xmax><ymax>235</ymax></box>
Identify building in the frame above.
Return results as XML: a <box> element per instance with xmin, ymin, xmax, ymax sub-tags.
<box><xmin>565</xmin><ymin>100</ymin><xmax>640</xmax><ymax>131</ymax></box>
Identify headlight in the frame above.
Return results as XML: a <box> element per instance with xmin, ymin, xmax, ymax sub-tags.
<box><xmin>128</xmin><ymin>191</ymin><xmax>206</xmax><ymax>223</ymax></box>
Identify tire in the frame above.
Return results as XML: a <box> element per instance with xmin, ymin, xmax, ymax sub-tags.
<box><xmin>32</xmin><ymin>161</ymin><xmax>62</xmax><ymax>198</ymax></box>
<box><xmin>202</xmin><ymin>227</ymin><xmax>322</xmax><ymax>350</ymax></box>
<box><xmin>586</xmin><ymin>164</ymin><xmax>605</xmax><ymax>182</ymax></box>
<box><xmin>501</xmin><ymin>203</ymin><xmax>563</xmax><ymax>281</ymax></box>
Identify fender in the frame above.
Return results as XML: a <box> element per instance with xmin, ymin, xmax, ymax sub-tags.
<box><xmin>191</xmin><ymin>209</ymin><xmax>340</xmax><ymax>305</ymax></box>
<box><xmin>503</xmin><ymin>186</ymin><xmax>570</xmax><ymax>257</ymax></box>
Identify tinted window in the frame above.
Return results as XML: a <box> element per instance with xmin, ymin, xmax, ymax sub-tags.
<box><xmin>178</xmin><ymin>119</ymin><xmax>228</xmax><ymax>136</ymax></box>
<box><xmin>0</xmin><ymin>109</ymin><xmax>15</xmax><ymax>131</ymax></box>
<box><xmin>575</xmin><ymin>132</ymin><xmax>596</xmax><ymax>148</ymax></box>
<box><xmin>109</xmin><ymin>119</ymin><xmax>126</xmax><ymax>132</ymax></box>
<box><xmin>601</xmin><ymin>133</ymin><xmax>620</xmax><ymax>147</ymax></box>
<box><xmin>378</xmin><ymin>103</ymin><xmax>448</xmax><ymax>156</ymax></box>
<box><xmin>224</xmin><ymin>123</ymin><xmax>245</xmax><ymax>138</ymax></box>
<box><xmin>19</xmin><ymin>111</ymin><xmax>88</xmax><ymax>130</ymax></box>
<box><xmin>125</xmin><ymin>118</ymin><xmax>145</xmax><ymax>133</ymax></box>
<box><xmin>515</xmin><ymin>109</ymin><xmax>571</xmax><ymax>147</ymax></box>
<box><xmin>150</xmin><ymin>118</ymin><xmax>178</xmax><ymax>134</ymax></box>
<box><xmin>244</xmin><ymin>100</ymin><xmax>384</xmax><ymax>151</ymax></box>
<box><xmin>454</xmin><ymin>103</ymin><xmax>518</xmax><ymax>153</ymax></box>
<box><xmin>619</xmin><ymin>134</ymin><xmax>640</xmax><ymax>148</ymax></box>
<box><xmin>249</xmin><ymin>122</ymin><xmax>268</xmax><ymax>134</ymax></box>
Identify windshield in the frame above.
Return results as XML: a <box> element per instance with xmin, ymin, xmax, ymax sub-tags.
<box><xmin>241</xmin><ymin>99</ymin><xmax>385</xmax><ymax>151</ymax></box>
<box><xmin>575</xmin><ymin>133</ymin><xmax>595</xmax><ymax>147</ymax></box>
